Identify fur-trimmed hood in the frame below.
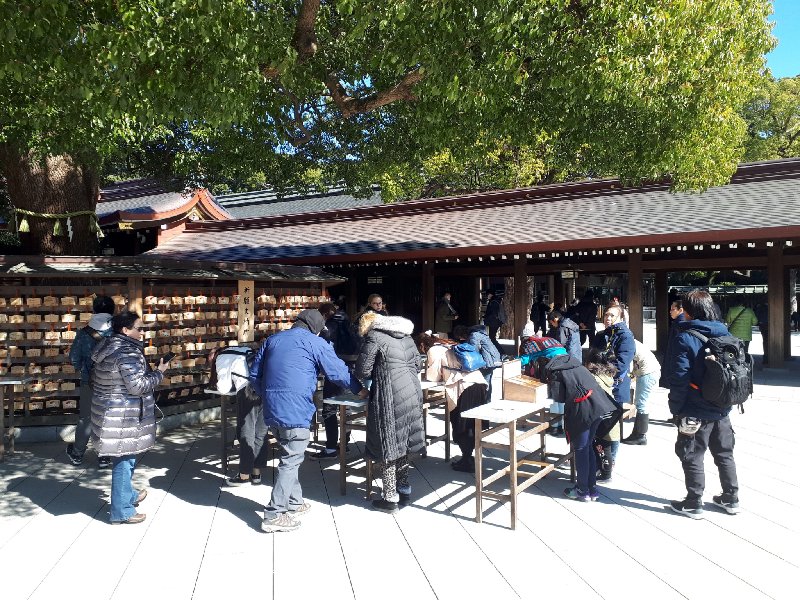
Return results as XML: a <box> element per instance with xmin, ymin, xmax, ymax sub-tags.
<box><xmin>359</xmin><ymin>312</ymin><xmax>414</xmax><ymax>338</ymax></box>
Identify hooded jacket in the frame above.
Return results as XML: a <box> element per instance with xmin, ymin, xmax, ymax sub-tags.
<box><xmin>70</xmin><ymin>312</ymin><xmax>113</xmax><ymax>382</ymax></box>
<box><xmin>543</xmin><ymin>354</ymin><xmax>618</xmax><ymax>439</ymax></box>
<box><xmin>549</xmin><ymin>317</ymin><xmax>582</xmax><ymax>362</ymax></box>
<box><xmin>467</xmin><ymin>325</ymin><xmax>502</xmax><ymax>368</ymax></box>
<box><xmin>90</xmin><ymin>333</ymin><xmax>164</xmax><ymax>457</ymax></box>
<box><xmin>666</xmin><ymin>319</ymin><xmax>733</xmax><ymax>421</ymax></box>
<box><xmin>250</xmin><ymin>311</ymin><xmax>357</xmax><ymax>429</ymax></box>
<box><xmin>355</xmin><ymin>312</ymin><xmax>425</xmax><ymax>463</ymax></box>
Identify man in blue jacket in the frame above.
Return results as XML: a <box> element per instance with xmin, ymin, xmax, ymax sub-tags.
<box><xmin>666</xmin><ymin>290</ymin><xmax>740</xmax><ymax>519</ymax></box>
<box><xmin>250</xmin><ymin>309</ymin><xmax>359</xmax><ymax>533</ymax></box>
<box><xmin>66</xmin><ymin>295</ymin><xmax>115</xmax><ymax>468</ymax></box>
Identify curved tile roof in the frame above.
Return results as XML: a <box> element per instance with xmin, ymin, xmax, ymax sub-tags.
<box><xmin>144</xmin><ymin>160</ymin><xmax>800</xmax><ymax>265</ymax></box>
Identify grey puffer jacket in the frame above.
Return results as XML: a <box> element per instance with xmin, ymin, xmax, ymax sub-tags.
<box><xmin>355</xmin><ymin>313</ymin><xmax>424</xmax><ymax>463</ymax></box>
<box><xmin>90</xmin><ymin>334</ymin><xmax>164</xmax><ymax>457</ymax></box>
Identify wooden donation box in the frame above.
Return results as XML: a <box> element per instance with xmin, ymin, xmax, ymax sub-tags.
<box><xmin>503</xmin><ymin>375</ymin><xmax>549</xmax><ymax>402</ymax></box>
<box><xmin>501</xmin><ymin>359</ymin><xmax>549</xmax><ymax>403</ymax></box>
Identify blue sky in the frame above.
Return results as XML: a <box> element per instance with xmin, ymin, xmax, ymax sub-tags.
<box><xmin>767</xmin><ymin>0</ymin><xmax>799</xmax><ymax>78</ymax></box>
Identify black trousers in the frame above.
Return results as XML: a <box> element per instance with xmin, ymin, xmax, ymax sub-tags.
<box><xmin>236</xmin><ymin>389</ymin><xmax>271</xmax><ymax>474</ymax></box>
<box><xmin>674</xmin><ymin>416</ymin><xmax>738</xmax><ymax>502</ymax></box>
<box><xmin>449</xmin><ymin>384</ymin><xmax>488</xmax><ymax>457</ymax></box>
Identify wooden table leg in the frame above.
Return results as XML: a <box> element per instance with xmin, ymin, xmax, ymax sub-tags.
<box><xmin>474</xmin><ymin>418</ymin><xmax>483</xmax><ymax>523</ymax></box>
<box><xmin>509</xmin><ymin>419</ymin><xmax>518</xmax><ymax>530</ymax></box>
<box><xmin>444</xmin><ymin>400</ymin><xmax>451</xmax><ymax>462</ymax></box>
<box><xmin>339</xmin><ymin>405</ymin><xmax>347</xmax><ymax>495</ymax></box>
<box><xmin>220</xmin><ymin>394</ymin><xmax>228</xmax><ymax>475</ymax></box>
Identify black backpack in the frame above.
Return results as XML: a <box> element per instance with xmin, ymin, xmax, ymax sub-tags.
<box><xmin>686</xmin><ymin>330</ymin><xmax>754</xmax><ymax>412</ymax></box>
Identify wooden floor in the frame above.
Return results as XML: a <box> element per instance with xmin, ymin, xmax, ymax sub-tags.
<box><xmin>1</xmin><ymin>367</ymin><xmax>799</xmax><ymax>600</ymax></box>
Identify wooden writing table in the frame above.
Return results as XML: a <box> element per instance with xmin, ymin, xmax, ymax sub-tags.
<box><xmin>462</xmin><ymin>398</ymin><xmax>574</xmax><ymax>530</ymax></box>
<box><xmin>1</xmin><ymin>376</ymin><xmax>31</xmax><ymax>462</ymax></box>
<box><xmin>322</xmin><ymin>393</ymin><xmax>374</xmax><ymax>497</ymax></box>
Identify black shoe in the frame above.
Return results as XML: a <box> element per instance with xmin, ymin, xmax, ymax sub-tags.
<box><xmin>310</xmin><ymin>449</ymin><xmax>338</xmax><ymax>461</ymax></box>
<box><xmin>622</xmin><ymin>434</ymin><xmax>647</xmax><ymax>445</ymax></box>
<box><xmin>451</xmin><ymin>457</ymin><xmax>474</xmax><ymax>473</ymax></box>
<box><xmin>670</xmin><ymin>499</ymin><xmax>704</xmax><ymax>519</ymax></box>
<box><xmin>399</xmin><ymin>492</ymin><xmax>411</xmax><ymax>506</ymax></box>
<box><xmin>251</xmin><ymin>473</ymin><xmax>262</xmax><ymax>485</ymax></box>
<box><xmin>595</xmin><ymin>469</ymin><xmax>613</xmax><ymax>484</ymax></box>
<box><xmin>712</xmin><ymin>493</ymin><xmax>740</xmax><ymax>515</ymax></box>
<box><xmin>66</xmin><ymin>444</ymin><xmax>83</xmax><ymax>466</ymax></box>
<box><xmin>97</xmin><ymin>457</ymin><xmax>111</xmax><ymax>469</ymax></box>
<box><xmin>371</xmin><ymin>498</ymin><xmax>399</xmax><ymax>514</ymax></box>
<box><xmin>225</xmin><ymin>473</ymin><xmax>252</xmax><ymax>487</ymax></box>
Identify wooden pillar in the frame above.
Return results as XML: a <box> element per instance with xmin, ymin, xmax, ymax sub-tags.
<box><xmin>786</xmin><ymin>269</ymin><xmax>795</xmax><ymax>359</ymax></box>
<box><xmin>655</xmin><ymin>270</ymin><xmax>669</xmax><ymax>354</ymax></box>
<box><xmin>553</xmin><ymin>272</ymin><xmax>564</xmax><ymax>311</ymax></box>
<box><xmin>422</xmin><ymin>263</ymin><xmax>434</xmax><ymax>332</ymax></box>
<box><xmin>127</xmin><ymin>276</ymin><xmax>143</xmax><ymax>315</ymax></box>
<box><xmin>547</xmin><ymin>274</ymin><xmax>555</xmax><ymax>308</ymax></box>
<box><xmin>471</xmin><ymin>276</ymin><xmax>481</xmax><ymax>325</ymax></box>
<box><xmin>513</xmin><ymin>257</ymin><xmax>528</xmax><ymax>339</ymax></box>
<box><xmin>627</xmin><ymin>253</ymin><xmax>643</xmax><ymax>341</ymax></box>
<box><xmin>347</xmin><ymin>269</ymin><xmax>358</xmax><ymax>318</ymax></box>
<box><xmin>767</xmin><ymin>245</ymin><xmax>785</xmax><ymax>366</ymax></box>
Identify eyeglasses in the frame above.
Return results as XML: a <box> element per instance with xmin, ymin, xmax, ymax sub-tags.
<box><xmin>370</xmin><ymin>301</ymin><xmax>383</xmax><ymax>306</ymax></box>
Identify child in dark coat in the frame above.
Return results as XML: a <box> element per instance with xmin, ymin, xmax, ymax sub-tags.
<box><xmin>542</xmin><ymin>354</ymin><xmax>618</xmax><ymax>501</ymax></box>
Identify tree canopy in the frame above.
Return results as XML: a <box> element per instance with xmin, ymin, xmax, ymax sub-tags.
<box><xmin>0</xmin><ymin>0</ymin><xmax>775</xmax><ymax>252</ymax></box>
<box><xmin>742</xmin><ymin>75</ymin><xmax>800</xmax><ymax>161</ymax></box>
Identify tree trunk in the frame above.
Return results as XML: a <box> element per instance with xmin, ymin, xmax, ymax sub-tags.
<box><xmin>0</xmin><ymin>148</ymin><xmax>99</xmax><ymax>255</ymax></box>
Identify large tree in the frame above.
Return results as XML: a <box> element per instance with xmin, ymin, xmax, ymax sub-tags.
<box><xmin>742</xmin><ymin>75</ymin><xmax>800</xmax><ymax>161</ymax></box>
<box><xmin>1</xmin><ymin>0</ymin><xmax>773</xmax><ymax>254</ymax></box>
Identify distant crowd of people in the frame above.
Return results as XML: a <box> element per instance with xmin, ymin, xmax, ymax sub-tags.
<box><xmin>67</xmin><ymin>285</ymin><xmax>750</xmax><ymax>528</ymax></box>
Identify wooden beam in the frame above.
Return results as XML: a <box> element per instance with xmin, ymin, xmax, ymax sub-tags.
<box><xmin>127</xmin><ymin>276</ymin><xmax>143</xmax><ymax>315</ymax></box>
<box><xmin>513</xmin><ymin>257</ymin><xmax>528</xmax><ymax>339</ymax></box>
<box><xmin>347</xmin><ymin>269</ymin><xmax>358</xmax><ymax>319</ymax></box>
<box><xmin>422</xmin><ymin>263</ymin><xmax>434</xmax><ymax>332</ymax></box>
<box><xmin>628</xmin><ymin>253</ymin><xmax>643</xmax><ymax>341</ymax></box>
<box><xmin>655</xmin><ymin>271</ymin><xmax>669</xmax><ymax>354</ymax></box>
<box><xmin>767</xmin><ymin>245</ymin><xmax>785</xmax><ymax>366</ymax></box>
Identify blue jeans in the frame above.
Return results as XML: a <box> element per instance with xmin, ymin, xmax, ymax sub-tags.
<box><xmin>110</xmin><ymin>455</ymin><xmax>139</xmax><ymax>522</ymax></box>
<box><xmin>572</xmin><ymin>418</ymin><xmax>603</xmax><ymax>494</ymax></box>
<box><xmin>633</xmin><ymin>371</ymin><xmax>659</xmax><ymax>415</ymax></box>
<box><xmin>72</xmin><ymin>383</ymin><xmax>93</xmax><ymax>456</ymax></box>
<box><xmin>265</xmin><ymin>427</ymin><xmax>310</xmax><ymax>516</ymax></box>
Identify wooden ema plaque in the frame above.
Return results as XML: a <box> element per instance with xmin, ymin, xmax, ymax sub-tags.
<box><xmin>503</xmin><ymin>375</ymin><xmax>549</xmax><ymax>403</ymax></box>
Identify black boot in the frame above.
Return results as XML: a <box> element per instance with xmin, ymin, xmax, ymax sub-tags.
<box><xmin>622</xmin><ymin>413</ymin><xmax>648</xmax><ymax>445</ymax></box>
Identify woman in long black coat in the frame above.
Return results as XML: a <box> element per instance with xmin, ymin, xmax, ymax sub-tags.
<box><xmin>355</xmin><ymin>311</ymin><xmax>424</xmax><ymax>513</ymax></box>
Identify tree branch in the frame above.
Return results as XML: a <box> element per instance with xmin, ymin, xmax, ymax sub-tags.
<box><xmin>325</xmin><ymin>69</ymin><xmax>424</xmax><ymax>118</ymax></box>
<box><xmin>292</xmin><ymin>0</ymin><xmax>321</xmax><ymax>62</ymax></box>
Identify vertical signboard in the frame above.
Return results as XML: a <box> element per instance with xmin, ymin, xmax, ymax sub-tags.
<box><xmin>238</xmin><ymin>280</ymin><xmax>255</xmax><ymax>343</ymax></box>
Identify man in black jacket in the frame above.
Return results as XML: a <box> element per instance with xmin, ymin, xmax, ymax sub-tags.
<box><xmin>666</xmin><ymin>290</ymin><xmax>740</xmax><ymax>519</ymax></box>
<box><xmin>483</xmin><ymin>291</ymin><xmax>506</xmax><ymax>357</ymax></box>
